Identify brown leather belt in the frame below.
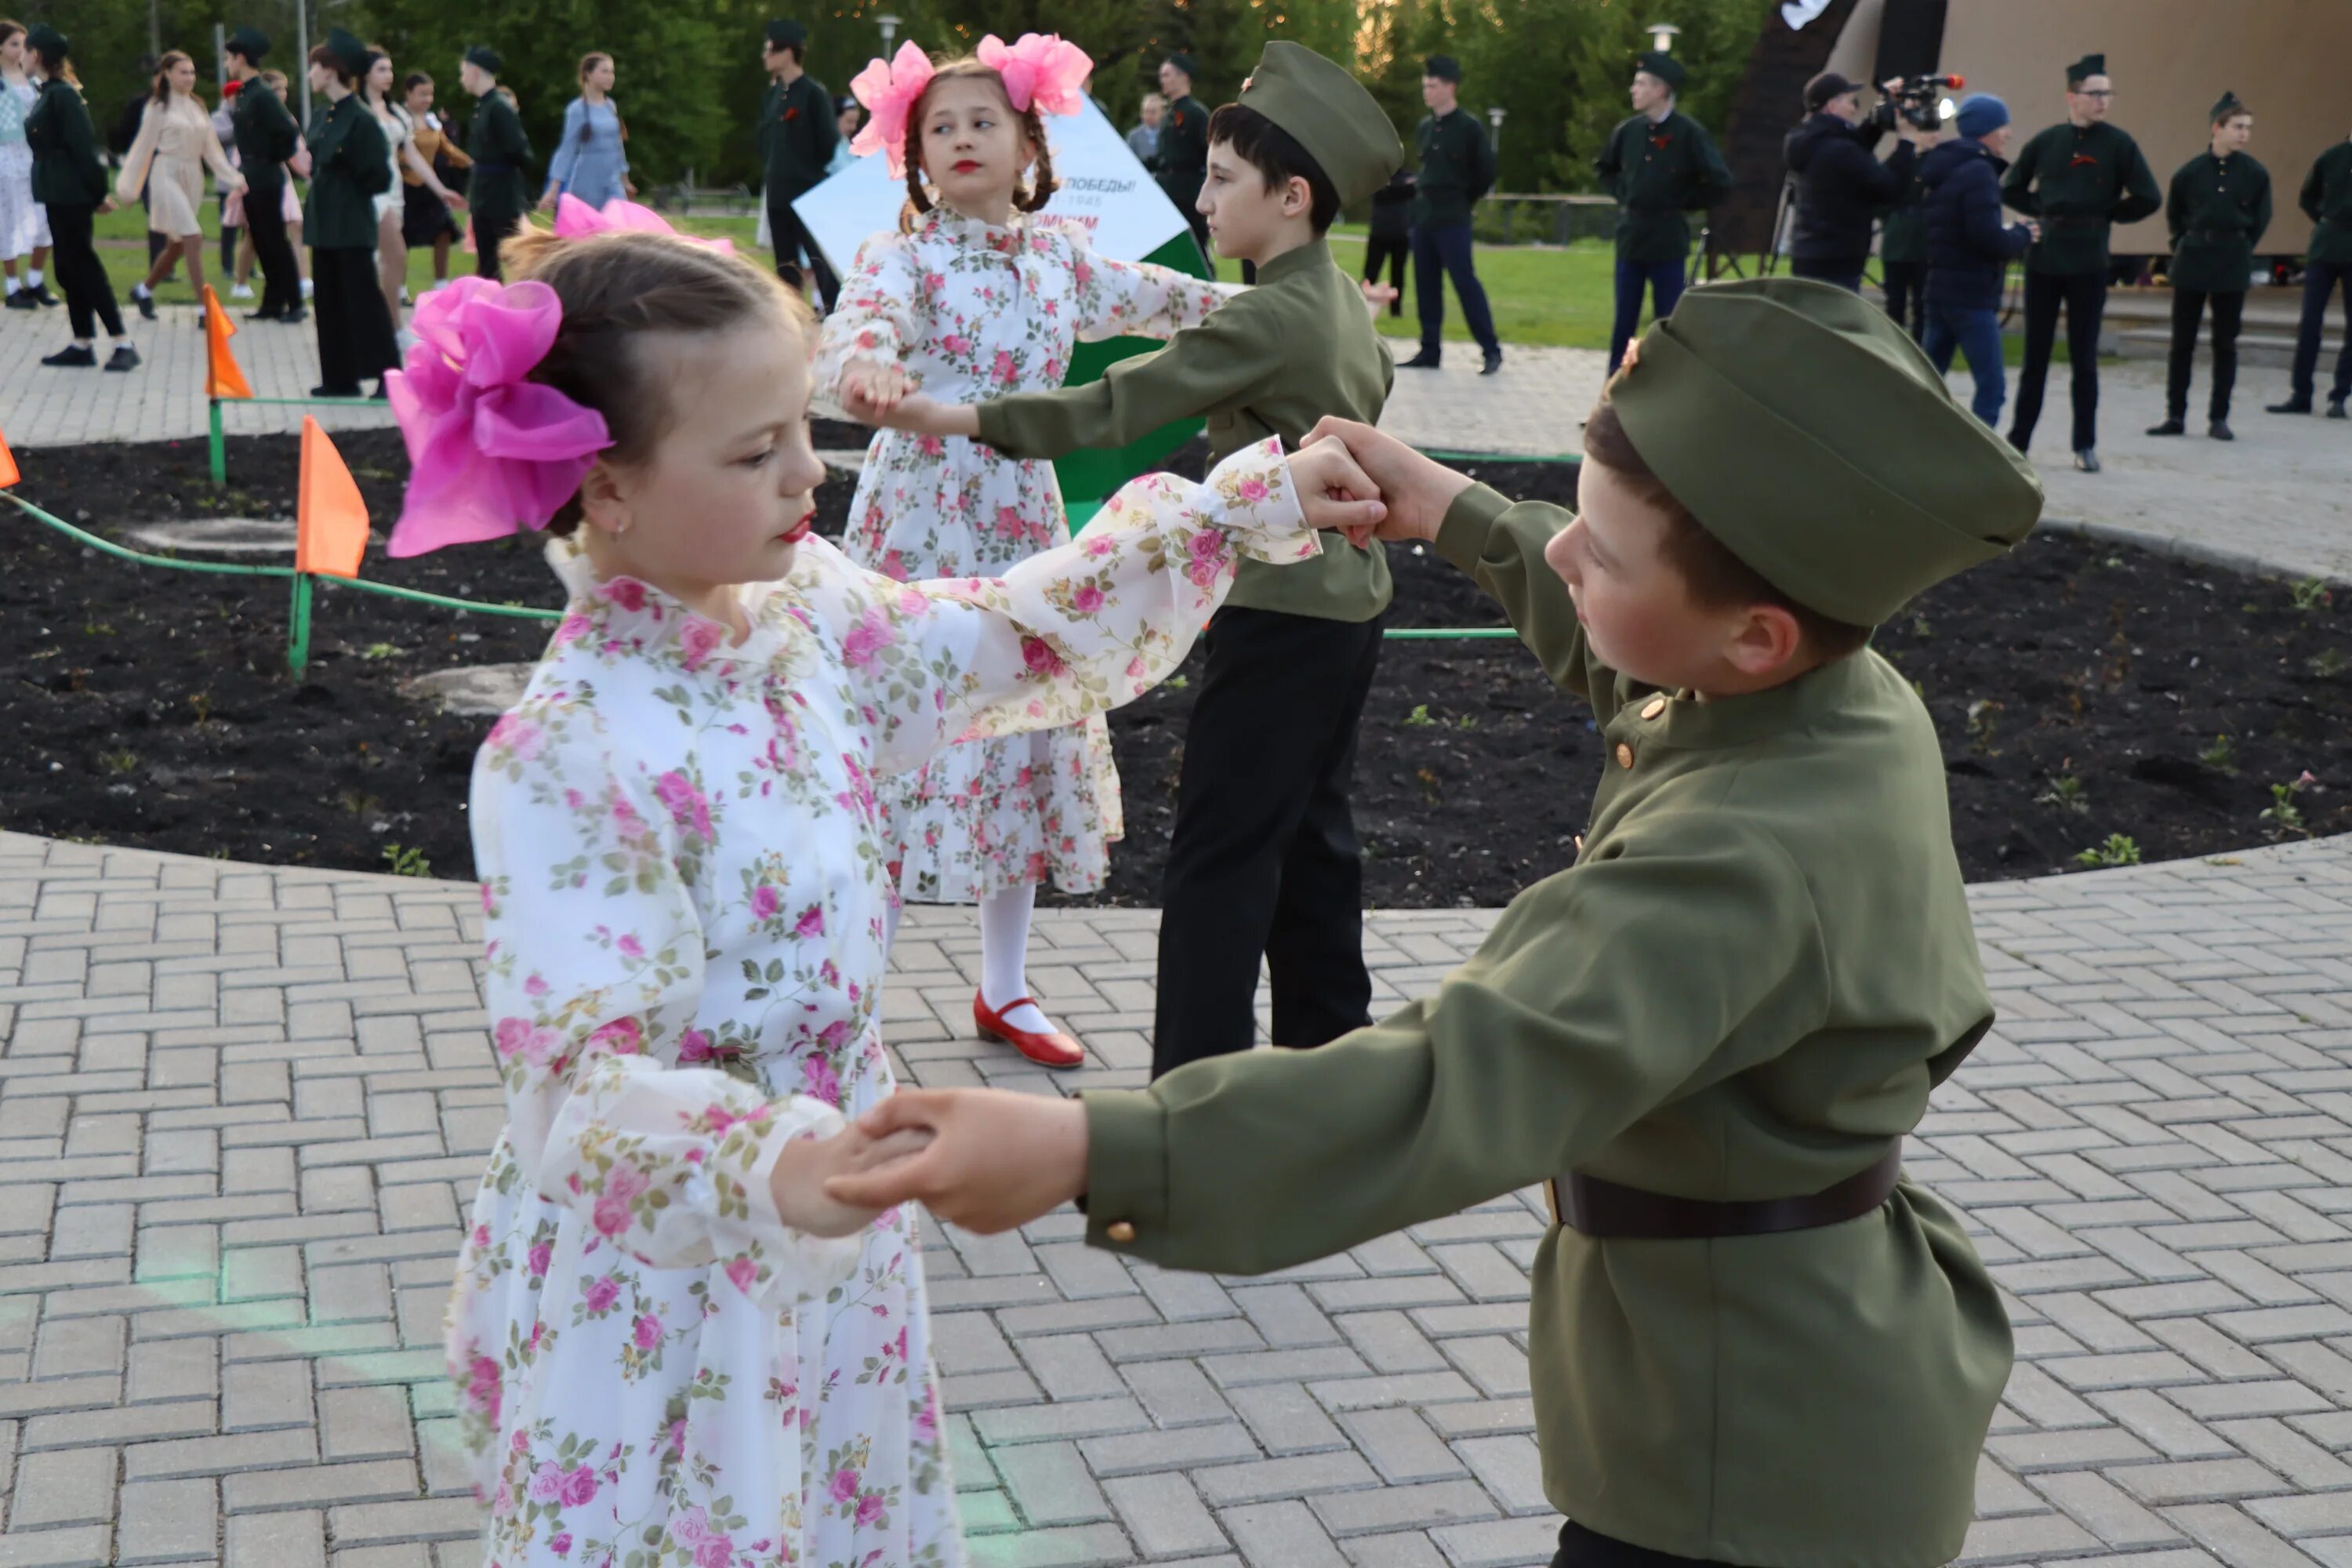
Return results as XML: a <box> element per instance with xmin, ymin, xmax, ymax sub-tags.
<box><xmin>1545</xmin><ymin>1145</ymin><xmax>1904</xmax><ymax>1240</ymax></box>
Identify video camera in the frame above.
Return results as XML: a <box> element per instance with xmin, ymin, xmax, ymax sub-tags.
<box><xmin>1872</xmin><ymin>73</ymin><xmax>1963</xmax><ymax>132</ymax></box>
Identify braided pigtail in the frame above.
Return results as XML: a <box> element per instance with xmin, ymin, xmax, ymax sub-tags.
<box><xmin>1015</xmin><ymin>104</ymin><xmax>1059</xmax><ymax>213</ymax></box>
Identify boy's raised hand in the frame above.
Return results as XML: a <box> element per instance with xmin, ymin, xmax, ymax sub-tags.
<box><xmin>840</xmin><ymin>358</ymin><xmax>915</xmax><ymax>426</ymax></box>
<box><xmin>822</xmin><ymin>1089</ymin><xmax>1089</xmax><ymax>1234</ymax></box>
<box><xmin>769</xmin><ymin>1123</ymin><xmax>936</xmax><ymax>1238</ymax></box>
<box><xmin>1301</xmin><ymin>419</ymin><xmax>1475</xmax><ymax>547</ymax></box>
<box><xmin>1287</xmin><ymin>437</ymin><xmax>1388</xmax><ymax>543</ymax></box>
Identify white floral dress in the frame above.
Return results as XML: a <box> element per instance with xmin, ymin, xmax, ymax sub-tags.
<box><xmin>445</xmin><ymin>441</ymin><xmax>1319</xmax><ymax>1568</ymax></box>
<box><xmin>815</xmin><ymin>206</ymin><xmax>1229</xmax><ymax>904</ymax></box>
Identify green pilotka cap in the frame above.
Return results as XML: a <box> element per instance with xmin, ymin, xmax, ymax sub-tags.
<box><xmin>1232</xmin><ymin>41</ymin><xmax>1404</xmax><ymax>208</ymax></box>
<box><xmin>2210</xmin><ymin>89</ymin><xmax>2247</xmax><ymax>125</ymax></box>
<box><xmin>1637</xmin><ymin>50</ymin><xmax>1686</xmax><ymax>90</ymax></box>
<box><xmin>26</xmin><ymin>23</ymin><xmax>66</xmax><ymax>58</ymax></box>
<box><xmin>464</xmin><ymin>45</ymin><xmax>503</xmax><ymax>74</ymax></box>
<box><xmin>2065</xmin><ymin>53</ymin><xmax>2105</xmax><ymax>85</ymax></box>
<box><xmin>1607</xmin><ymin>278</ymin><xmax>2044</xmax><ymax>627</ymax></box>
<box><xmin>324</xmin><ymin>28</ymin><xmax>371</xmax><ymax>77</ymax></box>
<box><xmin>227</xmin><ymin>27</ymin><xmax>270</xmax><ymax>62</ymax></box>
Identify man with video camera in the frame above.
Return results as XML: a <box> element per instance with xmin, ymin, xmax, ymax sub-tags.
<box><xmin>1783</xmin><ymin>71</ymin><xmax>1923</xmax><ymax>293</ymax></box>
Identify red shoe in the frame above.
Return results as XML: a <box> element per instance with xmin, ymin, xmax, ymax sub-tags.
<box><xmin>974</xmin><ymin>990</ymin><xmax>1085</xmax><ymax>1069</ymax></box>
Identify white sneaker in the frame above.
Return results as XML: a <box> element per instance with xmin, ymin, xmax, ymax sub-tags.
<box><xmin>229</xmin><ymin>283</ymin><xmax>255</xmax><ymax>300</ymax></box>
<box><xmin>299</xmin><ymin>278</ymin><xmax>314</xmax><ymax>300</ymax></box>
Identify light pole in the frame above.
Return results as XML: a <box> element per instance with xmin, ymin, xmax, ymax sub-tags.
<box><xmin>1646</xmin><ymin>21</ymin><xmax>1681</xmax><ymax>53</ymax></box>
<box><xmin>1487</xmin><ymin>104</ymin><xmax>1505</xmax><ymax>162</ymax></box>
<box><xmin>877</xmin><ymin>13</ymin><xmax>901</xmax><ymax>50</ymax></box>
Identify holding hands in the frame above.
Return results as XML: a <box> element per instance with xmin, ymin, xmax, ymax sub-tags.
<box><xmin>840</xmin><ymin>357</ymin><xmax>927</xmax><ymax>426</ymax></box>
<box><xmin>822</xmin><ymin>1089</ymin><xmax>1091</xmax><ymax>1234</ymax></box>
<box><xmin>768</xmin><ymin>1121</ymin><xmax>939</xmax><ymax>1237</ymax></box>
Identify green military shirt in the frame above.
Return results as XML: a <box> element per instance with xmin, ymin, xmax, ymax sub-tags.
<box><xmin>1156</xmin><ymin>93</ymin><xmax>1210</xmax><ymax>217</ymax></box>
<box><xmin>465</xmin><ymin>91</ymin><xmax>532</xmax><ymax>223</ymax></box>
<box><xmin>25</xmin><ymin>78</ymin><xmax>109</xmax><ymax>209</ymax></box>
<box><xmin>2166</xmin><ymin>150</ymin><xmax>2272</xmax><ymax>293</ymax></box>
<box><xmin>304</xmin><ymin>94</ymin><xmax>393</xmax><ymax>251</ymax></box>
<box><xmin>1595</xmin><ymin>108</ymin><xmax>1732</xmax><ymax>263</ymax></box>
<box><xmin>760</xmin><ymin>72</ymin><xmax>838</xmax><ymax>204</ymax></box>
<box><xmin>1080</xmin><ymin>487</ymin><xmax>2013</xmax><ymax>1567</ymax></box>
<box><xmin>1999</xmin><ymin>121</ymin><xmax>2162</xmax><ymax>275</ymax></box>
<box><xmin>975</xmin><ymin>238</ymin><xmax>1392</xmax><ymax>622</ymax></box>
<box><xmin>230</xmin><ymin>75</ymin><xmax>299</xmax><ymax>193</ymax></box>
<box><xmin>1411</xmin><ymin>106</ymin><xmax>1494</xmax><ymax>227</ymax></box>
<box><xmin>2301</xmin><ymin>140</ymin><xmax>2352</xmax><ymax>267</ymax></box>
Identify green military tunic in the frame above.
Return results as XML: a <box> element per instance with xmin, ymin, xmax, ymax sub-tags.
<box><xmin>304</xmin><ymin>94</ymin><xmax>393</xmax><ymax>250</ymax></box>
<box><xmin>1594</xmin><ymin>108</ymin><xmax>1732</xmax><ymax>262</ymax></box>
<box><xmin>760</xmin><ymin>72</ymin><xmax>837</xmax><ymax>205</ymax></box>
<box><xmin>1999</xmin><ymin>120</ymin><xmax>2162</xmax><ymax>274</ymax></box>
<box><xmin>2165</xmin><ymin>150</ymin><xmax>2272</xmax><ymax>292</ymax></box>
<box><xmin>2300</xmin><ymin>140</ymin><xmax>2352</xmax><ymax>267</ymax></box>
<box><xmin>230</xmin><ymin>74</ymin><xmax>300</xmax><ymax>196</ymax></box>
<box><xmin>465</xmin><ymin>90</ymin><xmax>532</xmax><ymax>232</ymax></box>
<box><xmin>1878</xmin><ymin>169</ymin><xmax>1928</xmax><ymax>265</ymax></box>
<box><xmin>25</xmin><ymin>77</ymin><xmax>110</xmax><ymax>209</ymax></box>
<box><xmin>1410</xmin><ymin>106</ymin><xmax>1494</xmax><ymax>227</ymax></box>
<box><xmin>1080</xmin><ymin>484</ymin><xmax>2013</xmax><ymax>1566</ymax></box>
<box><xmin>975</xmin><ymin>238</ymin><xmax>1392</xmax><ymax>622</ymax></box>
<box><xmin>1156</xmin><ymin>93</ymin><xmax>1210</xmax><ymax>218</ymax></box>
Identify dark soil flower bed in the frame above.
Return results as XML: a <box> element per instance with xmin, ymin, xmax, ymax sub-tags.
<box><xmin>4</xmin><ymin>427</ymin><xmax>2346</xmax><ymax>904</ymax></box>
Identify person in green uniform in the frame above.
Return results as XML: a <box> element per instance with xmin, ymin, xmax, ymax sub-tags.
<box><xmin>1877</xmin><ymin>124</ymin><xmax>1936</xmax><ymax>339</ymax></box>
<box><xmin>24</xmin><ymin>24</ymin><xmax>138</xmax><ymax>369</ymax></box>
<box><xmin>856</xmin><ymin>41</ymin><xmax>1403</xmax><ymax>1081</ymax></box>
<box><xmin>759</xmin><ymin>19</ymin><xmax>840</xmax><ymax>310</ymax></box>
<box><xmin>833</xmin><ymin>276</ymin><xmax>2036</xmax><ymax>1568</ymax></box>
<box><xmin>1595</xmin><ymin>49</ymin><xmax>1731</xmax><ymax>372</ymax></box>
<box><xmin>1399</xmin><ymin>54</ymin><xmax>1501</xmax><ymax>375</ymax></box>
<box><xmin>456</xmin><ymin>45</ymin><xmax>529</xmax><ymax>282</ymax></box>
<box><xmin>225</xmin><ymin>26</ymin><xmax>305</xmax><ymax>324</ymax></box>
<box><xmin>1155</xmin><ymin>52</ymin><xmax>1210</xmax><ymax>267</ymax></box>
<box><xmin>2150</xmin><ymin>93</ymin><xmax>2270</xmax><ymax>441</ymax></box>
<box><xmin>2265</xmin><ymin>129</ymin><xmax>2352</xmax><ymax>419</ymax></box>
<box><xmin>306</xmin><ymin>30</ymin><xmax>399</xmax><ymax>397</ymax></box>
<box><xmin>1998</xmin><ymin>54</ymin><xmax>2162</xmax><ymax>473</ymax></box>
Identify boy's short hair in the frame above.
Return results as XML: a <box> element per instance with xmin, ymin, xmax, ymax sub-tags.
<box><xmin>1584</xmin><ymin>400</ymin><xmax>1875</xmax><ymax>659</ymax></box>
<box><xmin>1207</xmin><ymin>103</ymin><xmax>1341</xmax><ymax>233</ymax></box>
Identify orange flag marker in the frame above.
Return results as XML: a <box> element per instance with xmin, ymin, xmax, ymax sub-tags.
<box><xmin>296</xmin><ymin>417</ymin><xmax>369</xmax><ymax>579</ymax></box>
<box><xmin>0</xmin><ymin>424</ymin><xmax>18</xmax><ymax>488</ymax></box>
<box><xmin>202</xmin><ymin>285</ymin><xmax>253</xmax><ymax>401</ymax></box>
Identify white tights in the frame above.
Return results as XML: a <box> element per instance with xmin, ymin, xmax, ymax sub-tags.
<box><xmin>882</xmin><ymin>883</ymin><xmax>1058</xmax><ymax>1037</ymax></box>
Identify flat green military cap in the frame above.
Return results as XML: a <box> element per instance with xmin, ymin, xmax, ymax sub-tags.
<box><xmin>1234</xmin><ymin>40</ymin><xmax>1403</xmax><ymax>208</ymax></box>
<box><xmin>464</xmin><ymin>44</ymin><xmax>503</xmax><ymax>74</ymax></box>
<box><xmin>1608</xmin><ymin>277</ymin><xmax>2042</xmax><ymax>626</ymax></box>
<box><xmin>227</xmin><ymin>26</ymin><xmax>270</xmax><ymax>61</ymax></box>
<box><xmin>766</xmin><ymin>19</ymin><xmax>807</xmax><ymax>51</ymax></box>
<box><xmin>1637</xmin><ymin>49</ymin><xmax>1686</xmax><ymax>90</ymax></box>
<box><xmin>2065</xmin><ymin>53</ymin><xmax>2105</xmax><ymax>85</ymax></box>
<box><xmin>26</xmin><ymin>22</ymin><xmax>67</xmax><ymax>57</ymax></box>
<box><xmin>325</xmin><ymin>27</ymin><xmax>371</xmax><ymax>77</ymax></box>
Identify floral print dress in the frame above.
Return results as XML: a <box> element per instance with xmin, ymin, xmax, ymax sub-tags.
<box><xmin>445</xmin><ymin>441</ymin><xmax>1319</xmax><ymax>1568</ymax></box>
<box><xmin>815</xmin><ymin>205</ymin><xmax>1229</xmax><ymax>904</ymax></box>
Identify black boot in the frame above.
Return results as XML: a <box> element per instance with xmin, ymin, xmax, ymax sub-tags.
<box><xmin>2073</xmin><ymin>448</ymin><xmax>2100</xmax><ymax>473</ymax></box>
<box><xmin>2146</xmin><ymin>416</ymin><xmax>2186</xmax><ymax>436</ymax></box>
<box><xmin>1399</xmin><ymin>347</ymin><xmax>1441</xmax><ymax>370</ymax></box>
<box><xmin>2329</xmin><ymin>398</ymin><xmax>2348</xmax><ymax>419</ymax></box>
<box><xmin>2208</xmin><ymin>418</ymin><xmax>2234</xmax><ymax>441</ymax></box>
<box><xmin>2266</xmin><ymin>396</ymin><xmax>2313</xmax><ymax>414</ymax></box>
<box><xmin>1479</xmin><ymin>347</ymin><xmax>1504</xmax><ymax>376</ymax></box>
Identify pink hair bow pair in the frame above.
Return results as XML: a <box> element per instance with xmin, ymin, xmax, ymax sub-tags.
<box><xmin>850</xmin><ymin>32</ymin><xmax>1093</xmax><ymax>180</ymax></box>
<box><xmin>385</xmin><ymin>198</ymin><xmax>729</xmax><ymax>557</ymax></box>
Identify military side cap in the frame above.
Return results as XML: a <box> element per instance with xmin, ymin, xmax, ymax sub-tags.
<box><xmin>1424</xmin><ymin>54</ymin><xmax>1461</xmax><ymax>82</ymax></box>
<box><xmin>464</xmin><ymin>44</ymin><xmax>503</xmax><ymax>74</ymax></box>
<box><xmin>1607</xmin><ymin>278</ymin><xmax>2042</xmax><ymax>626</ymax></box>
<box><xmin>2065</xmin><ymin>53</ymin><xmax>2105</xmax><ymax>85</ymax></box>
<box><xmin>227</xmin><ymin>26</ymin><xmax>270</xmax><ymax>62</ymax></box>
<box><xmin>2210</xmin><ymin>89</ymin><xmax>2246</xmax><ymax>124</ymax></box>
<box><xmin>1165</xmin><ymin>51</ymin><xmax>1198</xmax><ymax>78</ymax></box>
<box><xmin>325</xmin><ymin>28</ymin><xmax>372</xmax><ymax>77</ymax></box>
<box><xmin>1236</xmin><ymin>40</ymin><xmax>1403</xmax><ymax>207</ymax></box>
<box><xmin>1637</xmin><ymin>50</ymin><xmax>1686</xmax><ymax>90</ymax></box>
<box><xmin>26</xmin><ymin>22</ymin><xmax>67</xmax><ymax>57</ymax></box>
<box><xmin>766</xmin><ymin>19</ymin><xmax>807</xmax><ymax>50</ymax></box>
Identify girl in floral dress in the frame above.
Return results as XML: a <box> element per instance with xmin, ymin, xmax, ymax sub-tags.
<box><xmin>403</xmin><ymin>207</ymin><xmax>1370</xmax><ymax>1566</ymax></box>
<box><xmin>818</xmin><ymin>34</ymin><xmax>1232</xmax><ymax>1068</ymax></box>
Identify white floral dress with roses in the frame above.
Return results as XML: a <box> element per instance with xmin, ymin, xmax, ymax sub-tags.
<box><xmin>815</xmin><ymin>205</ymin><xmax>1229</xmax><ymax>904</ymax></box>
<box><xmin>445</xmin><ymin>441</ymin><xmax>1319</xmax><ymax>1568</ymax></box>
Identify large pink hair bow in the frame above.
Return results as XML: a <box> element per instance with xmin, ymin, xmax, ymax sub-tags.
<box><xmin>848</xmin><ymin>41</ymin><xmax>935</xmax><ymax>180</ymax></box>
<box><xmin>384</xmin><ymin>277</ymin><xmax>614</xmax><ymax>558</ymax></box>
<box><xmin>551</xmin><ymin>192</ymin><xmax>734</xmax><ymax>254</ymax></box>
<box><xmin>977</xmin><ymin>33</ymin><xmax>1094</xmax><ymax>118</ymax></box>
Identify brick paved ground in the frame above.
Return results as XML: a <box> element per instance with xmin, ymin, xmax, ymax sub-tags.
<box><xmin>5</xmin><ymin>827</ymin><xmax>2352</xmax><ymax>1566</ymax></box>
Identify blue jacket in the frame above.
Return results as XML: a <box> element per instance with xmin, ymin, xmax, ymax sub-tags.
<box><xmin>1921</xmin><ymin>136</ymin><xmax>2030</xmax><ymax>310</ymax></box>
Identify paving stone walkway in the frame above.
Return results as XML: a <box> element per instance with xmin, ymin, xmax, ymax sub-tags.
<box><xmin>6</xmin><ymin>827</ymin><xmax>2352</xmax><ymax>1567</ymax></box>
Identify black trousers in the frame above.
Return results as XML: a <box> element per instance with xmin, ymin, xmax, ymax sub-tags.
<box><xmin>1552</xmin><ymin>1521</ymin><xmax>1740</xmax><ymax>1568</ymax></box>
<box><xmin>1880</xmin><ymin>259</ymin><xmax>1925</xmax><ymax>339</ymax></box>
<box><xmin>768</xmin><ymin>198</ymin><xmax>840</xmax><ymax>313</ymax></box>
<box><xmin>244</xmin><ymin>175</ymin><xmax>303</xmax><ymax>318</ymax></box>
<box><xmin>312</xmin><ymin>246</ymin><xmax>401</xmax><ymax>394</ymax></box>
<box><xmin>1363</xmin><ymin>232</ymin><xmax>1408</xmax><ymax>316</ymax></box>
<box><xmin>474</xmin><ymin>208</ymin><xmax>522</xmax><ymax>283</ymax></box>
<box><xmin>48</xmin><ymin>204</ymin><xmax>125</xmax><ymax>340</ymax></box>
<box><xmin>1152</xmin><ymin>608</ymin><xmax>1384</xmax><ymax>1078</ymax></box>
<box><xmin>2289</xmin><ymin>257</ymin><xmax>2352</xmax><ymax>404</ymax></box>
<box><xmin>2010</xmin><ymin>269</ymin><xmax>2108</xmax><ymax>452</ymax></box>
<box><xmin>1788</xmin><ymin>253</ymin><xmax>1864</xmax><ymax>292</ymax></box>
<box><xmin>2166</xmin><ymin>287</ymin><xmax>2245</xmax><ymax>421</ymax></box>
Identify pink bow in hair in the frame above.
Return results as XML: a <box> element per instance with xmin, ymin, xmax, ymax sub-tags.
<box><xmin>551</xmin><ymin>193</ymin><xmax>734</xmax><ymax>254</ymax></box>
<box><xmin>849</xmin><ymin>41</ymin><xmax>936</xmax><ymax>180</ymax></box>
<box><xmin>976</xmin><ymin>33</ymin><xmax>1093</xmax><ymax>118</ymax></box>
<box><xmin>384</xmin><ymin>277</ymin><xmax>614</xmax><ymax>558</ymax></box>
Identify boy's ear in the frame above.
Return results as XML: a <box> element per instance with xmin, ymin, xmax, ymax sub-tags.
<box><xmin>1724</xmin><ymin>604</ymin><xmax>1806</xmax><ymax>678</ymax></box>
<box><xmin>1283</xmin><ymin>172</ymin><xmax>1313</xmax><ymax>216</ymax></box>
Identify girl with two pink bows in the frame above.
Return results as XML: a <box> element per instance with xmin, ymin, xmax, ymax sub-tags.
<box><xmin>817</xmin><ymin>34</ymin><xmax>1239</xmax><ymax>1069</ymax></box>
<box><xmin>399</xmin><ymin>194</ymin><xmax>1383</xmax><ymax>1564</ymax></box>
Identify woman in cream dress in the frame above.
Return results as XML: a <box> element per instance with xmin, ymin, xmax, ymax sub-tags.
<box><xmin>117</xmin><ymin>50</ymin><xmax>241</xmax><ymax>317</ymax></box>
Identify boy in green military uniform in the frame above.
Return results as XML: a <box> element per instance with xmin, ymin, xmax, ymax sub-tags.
<box><xmin>457</xmin><ymin>46</ymin><xmax>530</xmax><ymax>282</ymax></box>
<box><xmin>306</xmin><ymin>29</ymin><xmax>399</xmax><ymax>397</ymax></box>
<box><xmin>1999</xmin><ymin>53</ymin><xmax>2161</xmax><ymax>472</ymax></box>
<box><xmin>24</xmin><ymin>23</ymin><xmax>139</xmax><ymax>370</ymax></box>
<box><xmin>1401</xmin><ymin>54</ymin><xmax>1501</xmax><ymax>375</ymax></box>
<box><xmin>2266</xmin><ymin>129</ymin><xmax>2352</xmax><ymax>419</ymax></box>
<box><xmin>854</xmin><ymin>40</ymin><xmax>1403</xmax><ymax>1082</ymax></box>
<box><xmin>1154</xmin><ymin>52</ymin><xmax>1212</xmax><ymax>267</ymax></box>
<box><xmin>760</xmin><ymin>18</ymin><xmax>840</xmax><ymax>310</ymax></box>
<box><xmin>1596</xmin><ymin>49</ymin><xmax>1731</xmax><ymax>372</ymax></box>
<box><xmin>2151</xmin><ymin>93</ymin><xmax>2270</xmax><ymax>441</ymax></box>
<box><xmin>1877</xmin><ymin>124</ymin><xmax>1936</xmax><ymax>339</ymax></box>
<box><xmin>223</xmin><ymin>27</ymin><xmax>305</xmax><ymax>325</ymax></box>
<box><xmin>833</xmin><ymin>277</ymin><xmax>2037</xmax><ymax>1568</ymax></box>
